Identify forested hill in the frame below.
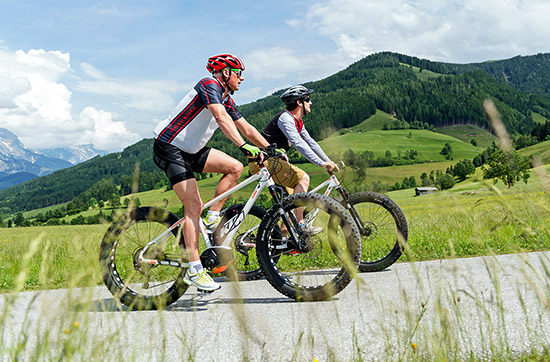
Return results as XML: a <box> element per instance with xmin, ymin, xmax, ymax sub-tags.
<box><xmin>444</xmin><ymin>53</ymin><xmax>550</xmax><ymax>96</ymax></box>
<box><xmin>2</xmin><ymin>51</ymin><xmax>550</xmax><ymax>213</ymax></box>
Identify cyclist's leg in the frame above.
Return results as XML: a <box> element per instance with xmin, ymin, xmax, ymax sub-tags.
<box><xmin>153</xmin><ymin>141</ymin><xmax>219</xmax><ymax>291</ymax></box>
<box><xmin>202</xmin><ymin>149</ymin><xmax>243</xmax><ymax>212</ymax></box>
<box><xmin>292</xmin><ymin>172</ymin><xmax>309</xmax><ymax>222</ymax></box>
<box><xmin>172</xmin><ymin>179</ymin><xmax>202</xmax><ymax>261</ymax></box>
<box><xmin>270</xmin><ymin>161</ymin><xmax>309</xmax><ymax>235</ymax></box>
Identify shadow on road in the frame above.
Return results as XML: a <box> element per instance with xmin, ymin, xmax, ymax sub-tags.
<box><xmin>80</xmin><ymin>294</ymin><xmax>301</xmax><ymax>313</ymax></box>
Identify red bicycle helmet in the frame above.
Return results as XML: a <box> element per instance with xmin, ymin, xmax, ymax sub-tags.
<box><xmin>206</xmin><ymin>54</ymin><xmax>245</xmax><ymax>73</ymax></box>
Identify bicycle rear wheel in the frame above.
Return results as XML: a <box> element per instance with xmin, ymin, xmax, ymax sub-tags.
<box><xmin>256</xmin><ymin>193</ymin><xmax>361</xmax><ymax>301</ymax></box>
<box><xmin>99</xmin><ymin>207</ymin><xmax>188</xmax><ymax>310</ymax></box>
<box><xmin>346</xmin><ymin>192</ymin><xmax>408</xmax><ymax>272</ymax></box>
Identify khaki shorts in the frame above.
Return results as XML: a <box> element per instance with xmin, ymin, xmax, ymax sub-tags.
<box><xmin>248</xmin><ymin>159</ymin><xmax>306</xmax><ymax>195</ymax></box>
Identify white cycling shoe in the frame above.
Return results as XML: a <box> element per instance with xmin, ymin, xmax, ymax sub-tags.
<box><xmin>183</xmin><ymin>269</ymin><xmax>221</xmax><ymax>292</ymax></box>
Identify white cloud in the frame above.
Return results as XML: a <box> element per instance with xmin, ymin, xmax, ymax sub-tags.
<box><xmin>80</xmin><ymin>62</ymin><xmax>106</xmax><ymax>80</ymax></box>
<box><xmin>0</xmin><ymin>48</ymin><xmax>140</xmax><ymax>151</ymax></box>
<box><xmin>77</xmin><ymin>62</ymin><xmax>187</xmax><ymax>111</ymax></box>
<box><xmin>245</xmin><ymin>47</ymin><xmax>304</xmax><ymax>81</ymax></box>
<box><xmin>244</xmin><ymin>47</ymin><xmax>350</xmax><ymax>83</ymax></box>
<box><xmin>294</xmin><ymin>0</ymin><xmax>550</xmax><ymax>63</ymax></box>
<box><xmin>79</xmin><ymin>107</ymin><xmax>140</xmax><ymax>151</ymax></box>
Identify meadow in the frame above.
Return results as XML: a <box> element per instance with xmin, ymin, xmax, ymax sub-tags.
<box><xmin>319</xmin><ymin>129</ymin><xmax>482</xmax><ymax>162</ymax></box>
<box><xmin>2</xmin><ymin>164</ymin><xmax>549</xmax><ymax>293</ymax></box>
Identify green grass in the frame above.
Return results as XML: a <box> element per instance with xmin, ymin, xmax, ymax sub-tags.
<box><xmin>436</xmin><ymin>124</ymin><xmax>497</xmax><ymax>148</ymax></box>
<box><xmin>519</xmin><ymin>139</ymin><xmax>550</xmax><ymax>165</ymax></box>
<box><xmin>320</xmin><ymin>129</ymin><xmax>481</xmax><ymax>161</ymax></box>
<box><xmin>349</xmin><ymin>109</ymin><xmax>397</xmax><ymax>132</ymax></box>
<box><xmin>532</xmin><ymin>112</ymin><xmax>548</xmax><ymax>124</ymax></box>
<box><xmin>399</xmin><ymin>62</ymin><xmax>443</xmax><ymax>81</ymax></box>
<box><xmin>0</xmin><ymin>224</ymin><xmax>107</xmax><ymax>292</ymax></box>
<box><xmin>3</xmin><ymin>164</ymin><xmax>550</xmax><ymax>293</ymax></box>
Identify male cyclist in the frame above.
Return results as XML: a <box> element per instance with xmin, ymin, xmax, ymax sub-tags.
<box><xmin>153</xmin><ymin>54</ymin><xmax>270</xmax><ymax>292</ymax></box>
<box><xmin>249</xmin><ymin>85</ymin><xmax>339</xmax><ymax>228</ymax></box>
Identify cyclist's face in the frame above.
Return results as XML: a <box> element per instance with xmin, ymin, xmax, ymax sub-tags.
<box><xmin>227</xmin><ymin>68</ymin><xmax>243</xmax><ymax>91</ymax></box>
<box><xmin>302</xmin><ymin>98</ymin><xmax>312</xmax><ymax>114</ymax></box>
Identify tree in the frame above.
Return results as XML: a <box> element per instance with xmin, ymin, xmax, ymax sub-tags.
<box><xmin>482</xmin><ymin>148</ymin><xmax>531</xmax><ymax>188</ymax></box>
<box><xmin>13</xmin><ymin>213</ymin><xmax>26</xmax><ymax>227</ymax></box>
<box><xmin>453</xmin><ymin>159</ymin><xmax>476</xmax><ymax>181</ymax></box>
<box><xmin>440</xmin><ymin>143</ymin><xmax>453</xmax><ymax>160</ymax></box>
<box><xmin>109</xmin><ymin>193</ymin><xmax>121</xmax><ymax>209</ymax></box>
<box><xmin>470</xmin><ymin>137</ymin><xmax>478</xmax><ymax>147</ymax></box>
<box><xmin>436</xmin><ymin>173</ymin><xmax>456</xmax><ymax>190</ymax></box>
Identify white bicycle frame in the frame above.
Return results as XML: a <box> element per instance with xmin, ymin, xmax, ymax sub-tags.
<box><xmin>229</xmin><ymin>173</ymin><xmax>344</xmax><ymax>241</ymax></box>
<box><xmin>310</xmin><ymin>174</ymin><xmax>341</xmax><ymax>197</ymax></box>
<box><xmin>137</xmin><ymin>165</ymin><xmax>276</xmax><ymax>267</ymax></box>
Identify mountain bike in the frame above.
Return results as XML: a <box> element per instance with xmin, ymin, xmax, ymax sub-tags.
<box><xmin>229</xmin><ymin>161</ymin><xmax>408</xmax><ymax>279</ymax></box>
<box><xmin>99</xmin><ymin>146</ymin><xmax>361</xmax><ymax>310</ymax></box>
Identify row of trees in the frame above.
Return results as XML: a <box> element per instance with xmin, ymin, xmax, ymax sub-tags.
<box><xmin>3</xmin><ymin>196</ymin><xmax>142</xmax><ymax>228</ymax></box>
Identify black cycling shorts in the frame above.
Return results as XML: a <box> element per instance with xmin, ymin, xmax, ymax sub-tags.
<box><xmin>153</xmin><ymin>139</ymin><xmax>211</xmax><ymax>186</ymax></box>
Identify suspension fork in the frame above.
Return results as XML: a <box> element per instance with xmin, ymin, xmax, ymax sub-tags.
<box><xmin>335</xmin><ymin>185</ymin><xmax>369</xmax><ymax>235</ymax></box>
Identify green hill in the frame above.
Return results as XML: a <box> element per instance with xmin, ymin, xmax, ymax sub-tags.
<box><xmin>320</xmin><ymin>129</ymin><xmax>481</xmax><ymax>161</ymax></box>
<box><xmin>519</xmin><ymin>139</ymin><xmax>550</xmax><ymax>165</ymax></box>
<box><xmin>349</xmin><ymin>110</ymin><xmax>397</xmax><ymax>132</ymax></box>
<box><xmin>435</xmin><ymin>125</ymin><xmax>497</xmax><ymax>148</ymax></box>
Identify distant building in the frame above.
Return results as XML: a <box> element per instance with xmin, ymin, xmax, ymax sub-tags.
<box><xmin>415</xmin><ymin>187</ymin><xmax>438</xmax><ymax>196</ymax></box>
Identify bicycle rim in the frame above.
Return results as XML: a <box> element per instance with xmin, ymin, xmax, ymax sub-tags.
<box><xmin>348</xmin><ymin>192</ymin><xmax>408</xmax><ymax>272</ymax></box>
<box><xmin>100</xmin><ymin>207</ymin><xmax>188</xmax><ymax>310</ymax></box>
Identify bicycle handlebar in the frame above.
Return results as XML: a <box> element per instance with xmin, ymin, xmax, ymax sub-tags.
<box><xmin>326</xmin><ymin>160</ymin><xmax>345</xmax><ymax>176</ymax></box>
<box><xmin>250</xmin><ymin>144</ymin><xmax>286</xmax><ymax>163</ymax></box>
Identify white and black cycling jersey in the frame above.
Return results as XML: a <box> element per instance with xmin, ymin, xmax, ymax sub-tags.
<box><xmin>154</xmin><ymin>77</ymin><xmax>242</xmax><ymax>154</ymax></box>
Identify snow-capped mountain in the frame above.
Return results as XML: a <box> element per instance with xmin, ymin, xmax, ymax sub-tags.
<box><xmin>0</xmin><ymin>128</ymin><xmax>73</xmax><ymax>189</ymax></box>
<box><xmin>36</xmin><ymin>144</ymin><xmax>106</xmax><ymax>164</ymax></box>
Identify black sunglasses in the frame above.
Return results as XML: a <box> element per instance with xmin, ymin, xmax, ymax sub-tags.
<box><xmin>230</xmin><ymin>68</ymin><xmax>243</xmax><ymax>77</ymax></box>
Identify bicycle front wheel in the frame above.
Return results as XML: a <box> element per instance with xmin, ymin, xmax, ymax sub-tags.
<box><xmin>256</xmin><ymin>193</ymin><xmax>361</xmax><ymax>301</ymax></box>
<box><xmin>347</xmin><ymin>192</ymin><xmax>408</xmax><ymax>272</ymax></box>
<box><xmin>99</xmin><ymin>207</ymin><xmax>188</xmax><ymax>310</ymax></box>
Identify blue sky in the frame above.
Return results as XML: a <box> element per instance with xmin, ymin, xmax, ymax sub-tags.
<box><xmin>1</xmin><ymin>0</ymin><xmax>549</xmax><ymax>151</ymax></box>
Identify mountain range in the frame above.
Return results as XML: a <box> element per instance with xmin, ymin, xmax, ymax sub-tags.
<box><xmin>0</xmin><ymin>128</ymin><xmax>105</xmax><ymax>190</ymax></box>
<box><xmin>1</xmin><ymin>51</ymin><xmax>549</xmax><ymax>214</ymax></box>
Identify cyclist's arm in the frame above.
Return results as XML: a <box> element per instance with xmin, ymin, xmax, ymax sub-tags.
<box><xmin>234</xmin><ymin>118</ymin><xmax>270</xmax><ymax>148</ymax></box>
<box><xmin>278</xmin><ymin>117</ymin><xmax>325</xmax><ymax>166</ymax></box>
<box><xmin>299</xmin><ymin>128</ymin><xmax>339</xmax><ymax>171</ymax></box>
<box><xmin>300</xmin><ymin>128</ymin><xmax>331</xmax><ymax>163</ymax></box>
<box><xmin>207</xmin><ymin>103</ymin><xmax>246</xmax><ymax>147</ymax></box>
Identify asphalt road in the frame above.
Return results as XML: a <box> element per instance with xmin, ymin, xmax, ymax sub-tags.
<box><xmin>2</xmin><ymin>252</ymin><xmax>550</xmax><ymax>361</ymax></box>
